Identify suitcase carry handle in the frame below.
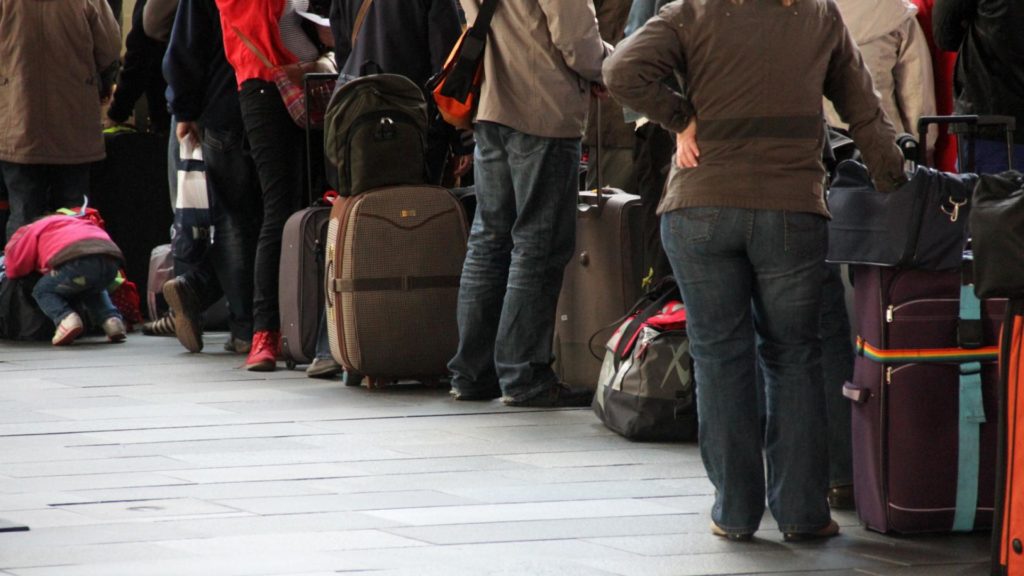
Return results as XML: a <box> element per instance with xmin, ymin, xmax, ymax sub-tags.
<box><xmin>842</xmin><ymin>382</ymin><xmax>870</xmax><ymax>404</ymax></box>
<box><xmin>917</xmin><ymin>115</ymin><xmax>1016</xmax><ymax>172</ymax></box>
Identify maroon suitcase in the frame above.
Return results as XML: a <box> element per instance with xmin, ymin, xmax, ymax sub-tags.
<box><xmin>845</xmin><ymin>265</ymin><xmax>1004</xmax><ymax>533</ymax></box>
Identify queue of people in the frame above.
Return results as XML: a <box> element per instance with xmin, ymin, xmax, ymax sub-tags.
<box><xmin>1</xmin><ymin>0</ymin><xmax>1022</xmax><ymax>545</ymax></box>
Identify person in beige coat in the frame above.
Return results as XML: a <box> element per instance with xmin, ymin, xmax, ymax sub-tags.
<box><xmin>448</xmin><ymin>0</ymin><xmax>611</xmax><ymax>407</ymax></box>
<box><xmin>824</xmin><ymin>0</ymin><xmax>936</xmax><ymax>151</ymax></box>
<box><xmin>0</xmin><ymin>0</ymin><xmax>121</xmax><ymax>241</ymax></box>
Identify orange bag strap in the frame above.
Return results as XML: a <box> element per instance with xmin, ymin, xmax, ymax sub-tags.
<box><xmin>351</xmin><ymin>0</ymin><xmax>374</xmax><ymax>48</ymax></box>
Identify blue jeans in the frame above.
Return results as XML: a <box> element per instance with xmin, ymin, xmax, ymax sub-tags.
<box><xmin>961</xmin><ymin>138</ymin><xmax>1024</xmax><ymax>174</ymax></box>
<box><xmin>448</xmin><ymin>122</ymin><xmax>580</xmax><ymax>401</ymax></box>
<box><xmin>1</xmin><ymin>162</ymin><xmax>88</xmax><ymax>241</ymax></box>
<box><xmin>32</xmin><ymin>255</ymin><xmax>121</xmax><ymax>325</ymax></box>
<box><xmin>755</xmin><ymin>263</ymin><xmax>853</xmax><ymax>488</ymax></box>
<box><xmin>661</xmin><ymin>207</ymin><xmax>830</xmax><ymax>534</ymax></box>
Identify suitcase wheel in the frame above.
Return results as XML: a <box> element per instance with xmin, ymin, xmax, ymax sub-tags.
<box><xmin>343</xmin><ymin>371</ymin><xmax>365</xmax><ymax>387</ymax></box>
<box><xmin>286</xmin><ymin>360</ymin><xmax>297</xmax><ymax>370</ymax></box>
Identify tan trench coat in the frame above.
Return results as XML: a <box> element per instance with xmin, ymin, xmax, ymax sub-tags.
<box><xmin>0</xmin><ymin>0</ymin><xmax>121</xmax><ymax>165</ymax></box>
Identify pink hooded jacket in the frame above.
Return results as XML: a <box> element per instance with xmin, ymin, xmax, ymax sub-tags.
<box><xmin>4</xmin><ymin>216</ymin><xmax>123</xmax><ymax>279</ymax></box>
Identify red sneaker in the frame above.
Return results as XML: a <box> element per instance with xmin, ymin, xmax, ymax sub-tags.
<box><xmin>244</xmin><ymin>330</ymin><xmax>280</xmax><ymax>371</ymax></box>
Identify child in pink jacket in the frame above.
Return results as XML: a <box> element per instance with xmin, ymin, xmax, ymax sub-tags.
<box><xmin>5</xmin><ymin>215</ymin><xmax>126</xmax><ymax>345</ymax></box>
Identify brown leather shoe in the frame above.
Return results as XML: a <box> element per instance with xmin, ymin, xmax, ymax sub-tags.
<box><xmin>828</xmin><ymin>485</ymin><xmax>855</xmax><ymax>510</ymax></box>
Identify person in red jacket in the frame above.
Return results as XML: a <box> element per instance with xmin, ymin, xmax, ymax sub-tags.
<box><xmin>4</xmin><ymin>215</ymin><xmax>127</xmax><ymax>346</ymax></box>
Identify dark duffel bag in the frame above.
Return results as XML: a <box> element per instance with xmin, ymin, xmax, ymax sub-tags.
<box><xmin>970</xmin><ymin>170</ymin><xmax>1024</xmax><ymax>299</ymax></box>
<box><xmin>0</xmin><ymin>259</ymin><xmax>53</xmax><ymax>342</ymax></box>
<box><xmin>593</xmin><ymin>279</ymin><xmax>698</xmax><ymax>442</ymax></box>
<box><xmin>826</xmin><ymin>160</ymin><xmax>978</xmax><ymax>270</ymax></box>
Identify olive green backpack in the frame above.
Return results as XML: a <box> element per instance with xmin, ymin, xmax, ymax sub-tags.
<box><xmin>323</xmin><ymin>74</ymin><xmax>429</xmax><ymax>196</ymax></box>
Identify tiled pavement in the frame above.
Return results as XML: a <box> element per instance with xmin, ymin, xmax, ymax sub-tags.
<box><xmin>0</xmin><ymin>333</ymin><xmax>991</xmax><ymax>575</ymax></box>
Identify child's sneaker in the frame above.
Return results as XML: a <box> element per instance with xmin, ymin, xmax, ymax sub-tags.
<box><xmin>52</xmin><ymin>313</ymin><xmax>84</xmax><ymax>346</ymax></box>
<box><xmin>102</xmin><ymin>317</ymin><xmax>127</xmax><ymax>343</ymax></box>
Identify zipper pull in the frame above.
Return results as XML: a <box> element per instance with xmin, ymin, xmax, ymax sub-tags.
<box><xmin>885</xmin><ymin>366</ymin><xmax>893</xmax><ymax>385</ymax></box>
<box><xmin>886</xmin><ymin>305</ymin><xmax>894</xmax><ymax>323</ymax></box>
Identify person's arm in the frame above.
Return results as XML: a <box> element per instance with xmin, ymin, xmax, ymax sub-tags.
<box><xmin>162</xmin><ymin>0</ymin><xmax>211</xmax><ymax>125</ymax></box>
<box><xmin>108</xmin><ymin>0</ymin><xmax>167</xmax><ymax>123</ymax></box>
<box><xmin>824</xmin><ymin>4</ymin><xmax>905</xmax><ymax>192</ymax></box>
<box><xmin>89</xmin><ymin>0</ymin><xmax>123</xmax><ymax>100</ymax></box>
<box><xmin>537</xmin><ymin>0</ymin><xmax>611</xmax><ymax>84</ymax></box>
<box><xmin>932</xmin><ymin>0</ymin><xmax>976</xmax><ymax>52</ymax></box>
<box><xmin>428</xmin><ymin>0</ymin><xmax>463</xmax><ymax>77</ymax></box>
<box><xmin>603</xmin><ymin>5</ymin><xmax>692</xmax><ymax>134</ymax></box>
<box><xmin>143</xmin><ymin>0</ymin><xmax>179</xmax><ymax>42</ymax></box>
<box><xmin>329</xmin><ymin>0</ymin><xmax>353</xmax><ymax>71</ymax></box>
<box><xmin>894</xmin><ymin>18</ymin><xmax>937</xmax><ymax>152</ymax></box>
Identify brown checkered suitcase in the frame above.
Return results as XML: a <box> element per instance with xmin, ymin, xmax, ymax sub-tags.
<box><xmin>324</xmin><ymin>185</ymin><xmax>467</xmax><ymax>384</ymax></box>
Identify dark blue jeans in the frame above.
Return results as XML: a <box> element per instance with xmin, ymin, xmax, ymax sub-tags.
<box><xmin>239</xmin><ymin>80</ymin><xmax>305</xmax><ymax>333</ymax></box>
<box><xmin>1</xmin><ymin>162</ymin><xmax>89</xmax><ymax>241</ymax></box>
<box><xmin>661</xmin><ymin>207</ymin><xmax>831</xmax><ymax>535</ymax></box>
<box><xmin>448</xmin><ymin>122</ymin><xmax>580</xmax><ymax>401</ymax></box>
<box><xmin>33</xmin><ymin>255</ymin><xmax>121</xmax><ymax>325</ymax></box>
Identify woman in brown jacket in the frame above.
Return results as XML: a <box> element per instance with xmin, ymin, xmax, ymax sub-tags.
<box><xmin>0</xmin><ymin>0</ymin><xmax>121</xmax><ymax>241</ymax></box>
<box><xmin>604</xmin><ymin>0</ymin><xmax>905</xmax><ymax>542</ymax></box>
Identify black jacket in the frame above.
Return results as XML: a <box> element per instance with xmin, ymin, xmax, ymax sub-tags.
<box><xmin>934</xmin><ymin>0</ymin><xmax>1024</xmax><ymax>143</ymax></box>
<box><xmin>328</xmin><ymin>0</ymin><xmax>461</xmax><ymax>88</ymax></box>
<box><xmin>162</xmin><ymin>0</ymin><xmax>242</xmax><ymax>133</ymax></box>
<box><xmin>107</xmin><ymin>0</ymin><xmax>170</xmax><ymax>128</ymax></box>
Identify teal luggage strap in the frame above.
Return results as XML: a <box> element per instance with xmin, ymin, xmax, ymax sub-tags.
<box><xmin>953</xmin><ymin>283</ymin><xmax>986</xmax><ymax>532</ymax></box>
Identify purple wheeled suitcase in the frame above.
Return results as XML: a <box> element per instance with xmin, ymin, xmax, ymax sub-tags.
<box><xmin>845</xmin><ymin>265</ymin><xmax>1005</xmax><ymax>533</ymax></box>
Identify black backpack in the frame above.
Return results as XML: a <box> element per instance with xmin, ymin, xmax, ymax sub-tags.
<box><xmin>0</xmin><ymin>257</ymin><xmax>54</xmax><ymax>341</ymax></box>
<box><xmin>323</xmin><ymin>74</ymin><xmax>429</xmax><ymax>196</ymax></box>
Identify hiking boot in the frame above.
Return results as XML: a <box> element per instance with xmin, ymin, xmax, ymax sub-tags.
<box><xmin>710</xmin><ymin>521</ymin><xmax>754</xmax><ymax>542</ymax></box>
<box><xmin>501</xmin><ymin>383</ymin><xmax>593</xmax><ymax>408</ymax></box>
<box><xmin>306</xmin><ymin>357</ymin><xmax>343</xmax><ymax>379</ymax></box>
<box><xmin>102</xmin><ymin>316</ymin><xmax>127</xmax><ymax>343</ymax></box>
<box><xmin>142</xmin><ymin>314</ymin><xmax>175</xmax><ymax>336</ymax></box>
<box><xmin>52</xmin><ymin>312</ymin><xmax>84</xmax><ymax>346</ymax></box>
<box><xmin>224</xmin><ymin>336</ymin><xmax>252</xmax><ymax>354</ymax></box>
<box><xmin>162</xmin><ymin>277</ymin><xmax>203</xmax><ymax>353</ymax></box>
<box><xmin>783</xmin><ymin>519</ymin><xmax>840</xmax><ymax>543</ymax></box>
<box><xmin>827</xmin><ymin>485</ymin><xmax>855</xmax><ymax>511</ymax></box>
<box><xmin>244</xmin><ymin>330</ymin><xmax>280</xmax><ymax>371</ymax></box>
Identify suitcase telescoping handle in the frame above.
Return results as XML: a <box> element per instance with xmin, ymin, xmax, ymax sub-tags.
<box><xmin>579</xmin><ymin>95</ymin><xmax>608</xmax><ymax>215</ymax></box>
<box><xmin>917</xmin><ymin>115</ymin><xmax>1017</xmax><ymax>172</ymax></box>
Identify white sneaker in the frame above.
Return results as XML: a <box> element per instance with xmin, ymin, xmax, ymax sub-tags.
<box><xmin>102</xmin><ymin>317</ymin><xmax>127</xmax><ymax>343</ymax></box>
<box><xmin>52</xmin><ymin>313</ymin><xmax>84</xmax><ymax>346</ymax></box>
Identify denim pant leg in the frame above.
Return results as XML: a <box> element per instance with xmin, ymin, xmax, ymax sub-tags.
<box><xmin>661</xmin><ymin>207</ymin><xmax>764</xmax><ymax>533</ymax></box>
<box><xmin>449</xmin><ymin>123</ymin><xmax>516</xmax><ymax>394</ymax></box>
<box><xmin>748</xmin><ymin>210</ymin><xmax>831</xmax><ymax>532</ymax></box>
<box><xmin>32</xmin><ymin>256</ymin><xmax>120</xmax><ymax>324</ymax></box>
<box><xmin>203</xmin><ymin>126</ymin><xmax>261</xmax><ymax>341</ymax></box>
<box><xmin>820</xmin><ymin>263</ymin><xmax>853</xmax><ymax>487</ymax></box>
<box><xmin>2</xmin><ymin>162</ymin><xmax>50</xmax><ymax>241</ymax></box>
<box><xmin>493</xmin><ymin>128</ymin><xmax>579</xmax><ymax>399</ymax></box>
<box><xmin>239</xmin><ymin>80</ymin><xmax>304</xmax><ymax>332</ymax></box>
<box><xmin>964</xmin><ymin>138</ymin><xmax>1024</xmax><ymax>174</ymax></box>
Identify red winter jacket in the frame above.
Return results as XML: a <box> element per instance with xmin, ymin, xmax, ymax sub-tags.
<box><xmin>4</xmin><ymin>216</ymin><xmax>124</xmax><ymax>279</ymax></box>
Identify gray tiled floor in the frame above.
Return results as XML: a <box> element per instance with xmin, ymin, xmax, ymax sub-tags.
<box><xmin>0</xmin><ymin>334</ymin><xmax>991</xmax><ymax>575</ymax></box>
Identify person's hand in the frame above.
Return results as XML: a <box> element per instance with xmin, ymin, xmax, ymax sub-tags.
<box><xmin>176</xmin><ymin>121</ymin><xmax>201</xmax><ymax>145</ymax></box>
<box><xmin>452</xmin><ymin>154</ymin><xmax>473</xmax><ymax>178</ymax></box>
<box><xmin>591</xmin><ymin>83</ymin><xmax>610</xmax><ymax>100</ymax></box>
<box><xmin>675</xmin><ymin>117</ymin><xmax>699</xmax><ymax>168</ymax></box>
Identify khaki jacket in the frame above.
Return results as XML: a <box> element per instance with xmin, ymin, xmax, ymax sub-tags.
<box><xmin>460</xmin><ymin>0</ymin><xmax>610</xmax><ymax>139</ymax></box>
<box><xmin>824</xmin><ymin>2</ymin><xmax>936</xmax><ymax>149</ymax></box>
<box><xmin>604</xmin><ymin>0</ymin><xmax>905</xmax><ymax>218</ymax></box>
<box><xmin>0</xmin><ymin>0</ymin><xmax>121</xmax><ymax>165</ymax></box>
